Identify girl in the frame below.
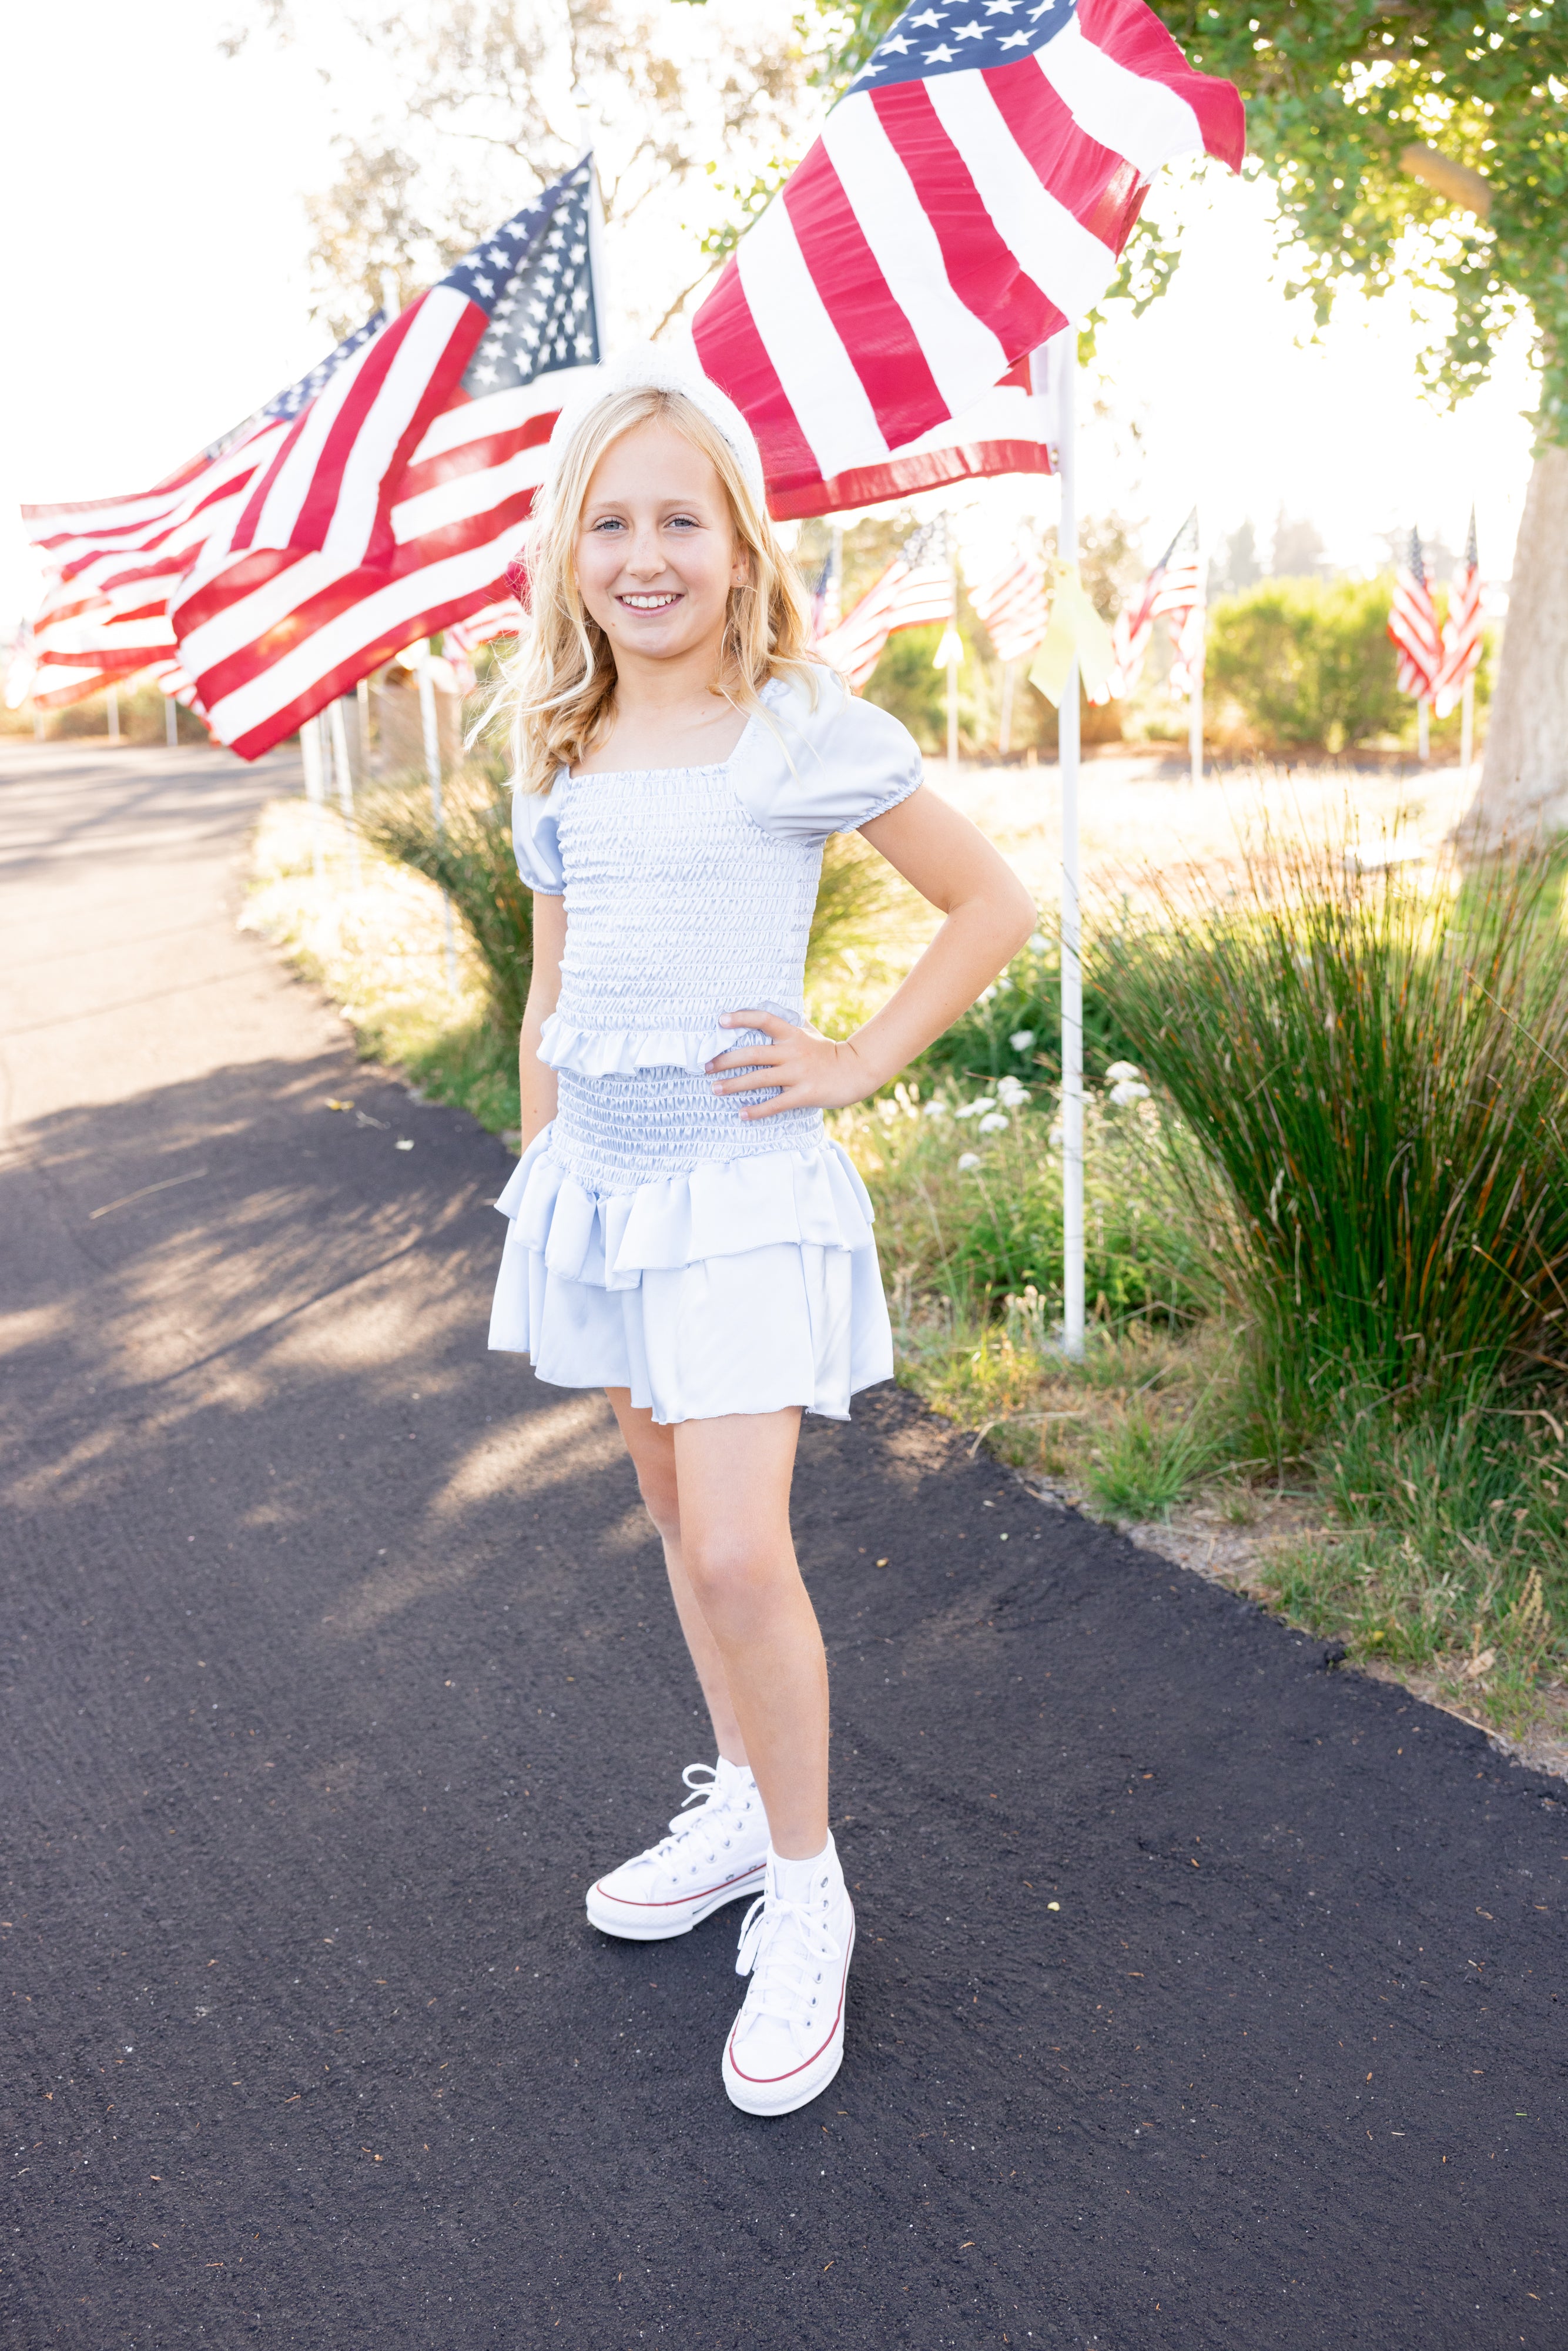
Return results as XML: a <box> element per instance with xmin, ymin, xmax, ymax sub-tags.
<box><xmin>490</xmin><ymin>347</ymin><xmax>1034</xmax><ymax>2116</ymax></box>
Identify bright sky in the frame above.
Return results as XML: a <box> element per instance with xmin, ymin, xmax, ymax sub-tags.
<box><xmin>1</xmin><ymin>2</ymin><xmax>1540</xmax><ymax>629</ymax></box>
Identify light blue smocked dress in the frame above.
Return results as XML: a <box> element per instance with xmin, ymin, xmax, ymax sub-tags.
<box><xmin>488</xmin><ymin>667</ymin><xmax>922</xmax><ymax>1424</ymax></box>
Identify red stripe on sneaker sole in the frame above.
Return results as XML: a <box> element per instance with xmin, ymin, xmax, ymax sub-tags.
<box><xmin>726</xmin><ymin>1921</ymin><xmax>855</xmax><ymax>2087</ymax></box>
<box><xmin>592</xmin><ymin>1864</ymin><xmax>765</xmax><ymax>1913</ymax></box>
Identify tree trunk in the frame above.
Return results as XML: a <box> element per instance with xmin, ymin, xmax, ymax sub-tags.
<box><xmin>1461</xmin><ymin>440</ymin><xmax>1568</xmax><ymax>845</ymax></box>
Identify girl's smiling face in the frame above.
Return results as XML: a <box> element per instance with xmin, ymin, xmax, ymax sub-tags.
<box><xmin>574</xmin><ymin>418</ymin><xmax>749</xmax><ymax>669</ymax></box>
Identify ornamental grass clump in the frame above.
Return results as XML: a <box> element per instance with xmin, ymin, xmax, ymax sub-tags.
<box><xmin>358</xmin><ymin>762</ymin><xmax>536</xmax><ymax>1034</ymax></box>
<box><xmin>1091</xmin><ymin>842</ymin><xmax>1568</xmax><ymax>1431</ymax></box>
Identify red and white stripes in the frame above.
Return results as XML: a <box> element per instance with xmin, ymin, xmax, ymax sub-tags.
<box><xmin>693</xmin><ymin>0</ymin><xmax>1242</xmax><ymax>510</ymax></box>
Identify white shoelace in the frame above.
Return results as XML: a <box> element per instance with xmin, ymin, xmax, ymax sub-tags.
<box><xmin>733</xmin><ymin>1891</ymin><xmax>842</xmax><ymax>2051</ymax></box>
<box><xmin>626</xmin><ymin>1763</ymin><xmax>745</xmax><ymax>1879</ymax></box>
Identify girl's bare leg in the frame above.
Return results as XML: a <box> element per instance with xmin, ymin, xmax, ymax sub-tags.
<box><xmin>671</xmin><ymin>1408</ymin><xmax>827</xmax><ymax>1861</ymax></box>
<box><xmin>605</xmin><ymin>1392</ymin><xmax>829</xmax><ymax>1860</ymax></box>
<box><xmin>605</xmin><ymin>1389</ymin><xmax>748</xmax><ymax>1767</ymax></box>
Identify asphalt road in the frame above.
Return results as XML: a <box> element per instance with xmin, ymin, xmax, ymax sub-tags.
<box><xmin>2</xmin><ymin>738</ymin><xmax>1564</xmax><ymax>2350</ymax></box>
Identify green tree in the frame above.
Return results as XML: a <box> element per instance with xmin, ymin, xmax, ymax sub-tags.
<box><xmin>815</xmin><ymin>4</ymin><xmax>1567</xmax><ymax>837</ymax></box>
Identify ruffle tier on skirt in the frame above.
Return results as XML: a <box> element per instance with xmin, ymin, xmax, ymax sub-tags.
<box><xmin>487</xmin><ymin>1126</ymin><xmax>893</xmax><ymax>1425</ymax></box>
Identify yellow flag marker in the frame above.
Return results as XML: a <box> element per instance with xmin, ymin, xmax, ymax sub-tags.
<box><xmin>1028</xmin><ymin>560</ymin><xmax>1115</xmax><ymax>707</ymax></box>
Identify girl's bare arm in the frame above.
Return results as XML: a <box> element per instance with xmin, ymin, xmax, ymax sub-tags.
<box><xmin>518</xmin><ymin>892</ymin><xmax>567</xmax><ymax>1148</ymax></box>
<box><xmin>708</xmin><ymin>786</ymin><xmax>1035</xmax><ymax>1117</ymax></box>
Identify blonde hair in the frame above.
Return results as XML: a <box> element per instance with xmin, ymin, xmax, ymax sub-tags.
<box><xmin>499</xmin><ymin>387</ymin><xmax>820</xmax><ymax>795</ymax></box>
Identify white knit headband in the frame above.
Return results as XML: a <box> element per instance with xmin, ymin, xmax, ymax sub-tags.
<box><xmin>541</xmin><ymin>343</ymin><xmax>766</xmax><ymax>504</ymax></box>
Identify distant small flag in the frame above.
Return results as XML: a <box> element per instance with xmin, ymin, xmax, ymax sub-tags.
<box><xmin>809</xmin><ymin>551</ymin><xmax>843</xmax><ymax>641</ymax></box>
<box><xmin>441</xmin><ymin>597</ymin><xmax>528</xmax><ymax>692</ymax></box>
<box><xmin>1433</xmin><ymin>510</ymin><xmax>1482</xmax><ymax>718</ymax></box>
<box><xmin>1149</xmin><ymin>508</ymin><xmax>1204</xmax><ymax>696</ymax></box>
<box><xmin>443</xmin><ymin>597</ymin><xmax>527</xmax><ymax>664</ymax></box>
<box><xmin>814</xmin><ymin>521</ymin><xmax>952</xmax><ymax>690</ymax></box>
<box><xmin>970</xmin><ymin>549</ymin><xmax>1048</xmax><ymax>667</ymax></box>
<box><xmin>1389</xmin><ymin>527</ymin><xmax>1442</xmax><ymax>700</ymax></box>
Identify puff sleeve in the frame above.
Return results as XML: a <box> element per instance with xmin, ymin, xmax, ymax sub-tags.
<box><xmin>511</xmin><ymin>775</ymin><xmax>565</xmax><ymax>895</ymax></box>
<box><xmin>731</xmin><ymin>669</ymin><xmax>922</xmax><ymax>842</ymax></box>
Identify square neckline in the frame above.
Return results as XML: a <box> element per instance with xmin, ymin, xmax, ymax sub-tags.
<box><xmin>560</xmin><ymin>676</ymin><xmax>800</xmax><ymax>785</ymax></box>
<box><xmin>562</xmin><ymin>701</ymin><xmax>768</xmax><ymax>786</ymax></box>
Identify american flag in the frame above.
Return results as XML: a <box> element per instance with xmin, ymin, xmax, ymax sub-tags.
<box><xmin>692</xmin><ymin>0</ymin><xmax>1242</xmax><ymax>517</ymax></box>
<box><xmin>1433</xmin><ymin>509</ymin><xmax>1482</xmax><ymax>718</ymax></box>
<box><xmin>1147</xmin><ymin>507</ymin><xmax>1204</xmax><ymax>696</ymax></box>
<box><xmin>441</xmin><ymin>596</ymin><xmax>528</xmax><ymax>692</ymax></box>
<box><xmin>1104</xmin><ymin>508</ymin><xmax>1191</xmax><ymax>700</ymax></box>
<box><xmin>443</xmin><ymin>597</ymin><xmax>527</xmax><ymax>664</ymax></box>
<box><xmin>19</xmin><ymin>314</ymin><xmax>387</xmax><ymax>708</ymax></box>
<box><xmin>1389</xmin><ymin>527</ymin><xmax>1442</xmax><ymax>700</ymax></box>
<box><xmin>172</xmin><ymin>159</ymin><xmax>602</xmax><ymax>760</ymax></box>
<box><xmin>970</xmin><ymin>548</ymin><xmax>1048</xmax><ymax>665</ymax></box>
<box><xmin>815</xmin><ymin>521</ymin><xmax>953</xmax><ymax>689</ymax></box>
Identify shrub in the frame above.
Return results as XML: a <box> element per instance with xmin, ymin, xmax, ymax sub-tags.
<box><xmin>861</xmin><ymin>622</ymin><xmax>981</xmax><ymax>753</ymax></box>
<box><xmin>1206</xmin><ymin>575</ymin><xmax>1408</xmax><ymax>752</ymax></box>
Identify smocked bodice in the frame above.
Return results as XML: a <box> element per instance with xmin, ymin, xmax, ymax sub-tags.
<box><xmin>510</xmin><ymin>670</ymin><xmax>923</xmax><ymax>1195</ymax></box>
<box><xmin>552</xmin><ymin>766</ymin><xmax>820</xmax><ymax>1038</ymax></box>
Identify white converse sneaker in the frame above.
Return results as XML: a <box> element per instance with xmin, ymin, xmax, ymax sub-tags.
<box><xmin>721</xmin><ymin>1837</ymin><xmax>855</xmax><ymax>2116</ymax></box>
<box><xmin>585</xmin><ymin>1758</ymin><xmax>767</xmax><ymax>1941</ymax></box>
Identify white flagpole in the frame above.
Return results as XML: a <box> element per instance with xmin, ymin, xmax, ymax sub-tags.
<box><xmin>1054</xmin><ymin>333</ymin><xmax>1085</xmax><ymax>1360</ymax></box>
<box><xmin>300</xmin><ymin>711</ymin><xmax>326</xmax><ymax>885</ymax></box>
<box><xmin>1416</xmin><ymin>693</ymin><xmax>1429</xmax><ymax>762</ymax></box>
<box><xmin>105</xmin><ymin>682</ymin><xmax>120</xmax><ymax>744</ymax></box>
<box><xmin>999</xmin><ymin>659</ymin><xmax>1016</xmax><ymax>758</ymax></box>
<box><xmin>1188</xmin><ymin>511</ymin><xmax>1204</xmax><ymax>788</ymax></box>
<box><xmin>1460</xmin><ymin>673</ymin><xmax>1475</xmax><ymax>782</ymax></box>
<box><xmin>329</xmin><ymin>696</ymin><xmax>361</xmax><ymax>888</ymax></box>
<box><xmin>945</xmin><ymin>514</ymin><xmax>960</xmax><ymax>779</ymax></box>
<box><xmin>165</xmin><ymin>690</ymin><xmax>177</xmax><ymax>748</ymax></box>
<box><xmin>415</xmin><ymin>639</ymin><xmax>458</xmax><ymax>989</ymax></box>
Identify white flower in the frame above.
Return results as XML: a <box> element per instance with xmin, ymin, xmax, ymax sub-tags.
<box><xmin>979</xmin><ymin>984</ymin><xmax>997</xmax><ymax>1003</ymax></box>
<box><xmin>1108</xmin><ymin>1079</ymin><xmax>1150</xmax><ymax>1106</ymax></box>
<box><xmin>1048</xmin><ymin>1124</ymin><xmax>1064</xmax><ymax>1149</ymax></box>
<box><xmin>1027</xmin><ymin>932</ymin><xmax>1046</xmax><ymax>952</ymax></box>
<box><xmin>922</xmin><ymin>1098</ymin><xmax>950</xmax><ymax>1118</ymax></box>
<box><xmin>1104</xmin><ymin>1060</ymin><xmax>1143</xmax><ymax>1083</ymax></box>
<box><xmin>996</xmin><ymin>1075</ymin><xmax>1031</xmax><ymax>1108</ymax></box>
<box><xmin>1008</xmin><ymin>1029</ymin><xmax>1036</xmax><ymax>1054</ymax></box>
<box><xmin>977</xmin><ymin>1111</ymin><xmax>1010</xmax><ymax>1134</ymax></box>
<box><xmin>957</xmin><ymin>1151</ymin><xmax>981</xmax><ymax>1171</ymax></box>
<box><xmin>954</xmin><ymin>1097</ymin><xmax>995</xmax><ymax>1120</ymax></box>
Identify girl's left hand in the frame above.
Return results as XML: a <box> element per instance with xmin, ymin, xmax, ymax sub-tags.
<box><xmin>705</xmin><ymin>1010</ymin><xmax>873</xmax><ymax>1117</ymax></box>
